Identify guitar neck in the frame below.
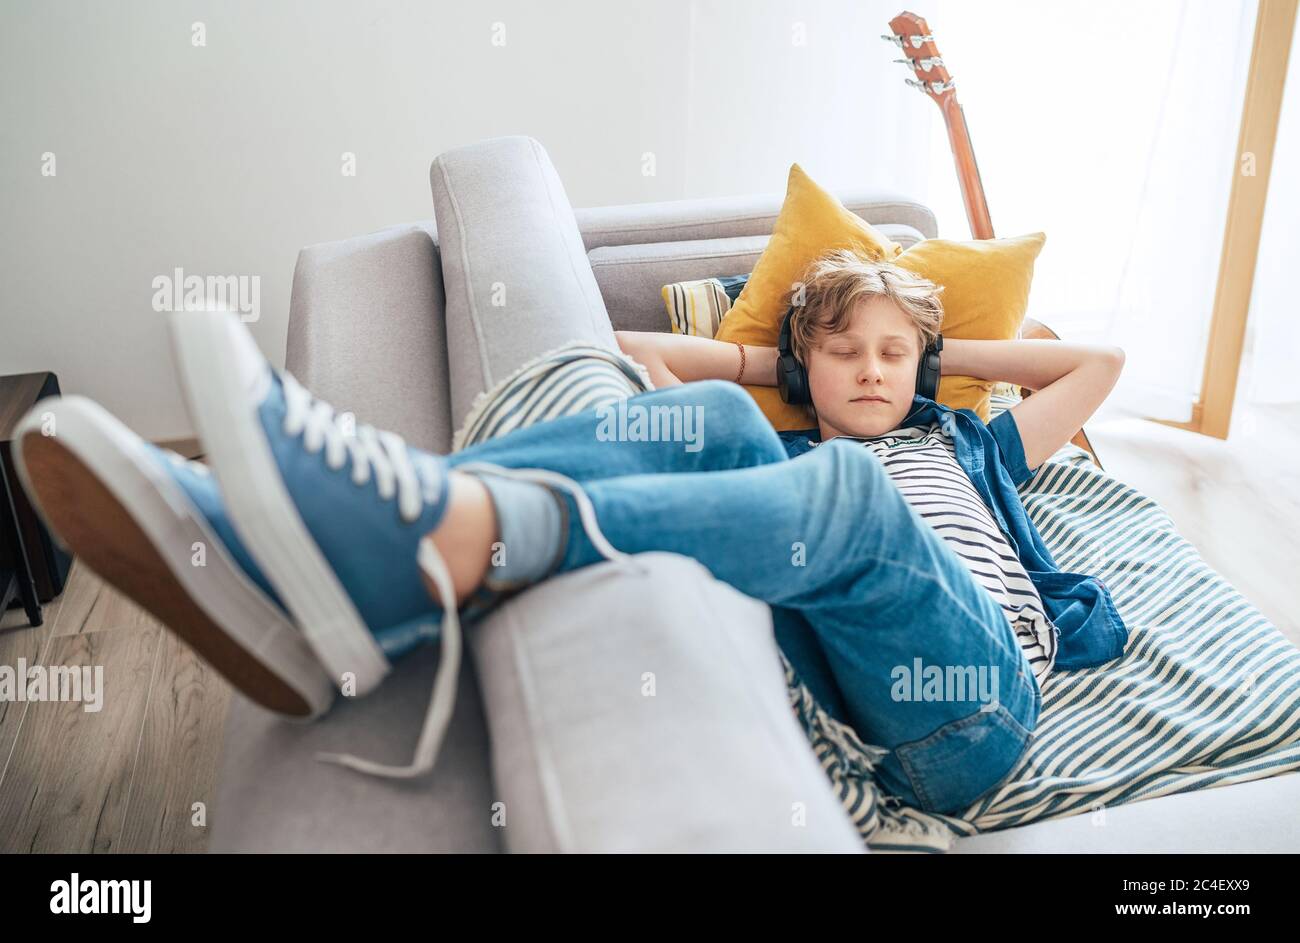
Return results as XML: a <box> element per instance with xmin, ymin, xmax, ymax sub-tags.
<box><xmin>940</xmin><ymin>96</ymin><xmax>995</xmax><ymax>240</ymax></box>
<box><xmin>887</xmin><ymin>12</ymin><xmax>995</xmax><ymax>241</ymax></box>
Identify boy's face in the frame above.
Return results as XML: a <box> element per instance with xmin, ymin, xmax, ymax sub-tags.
<box><xmin>804</xmin><ymin>296</ymin><xmax>922</xmax><ymax>440</ymax></box>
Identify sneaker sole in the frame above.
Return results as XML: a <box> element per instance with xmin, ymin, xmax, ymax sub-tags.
<box><xmin>168</xmin><ymin>310</ymin><xmax>391</xmax><ymax>695</ymax></box>
<box><xmin>11</xmin><ymin>397</ymin><xmax>333</xmax><ymax>719</ymax></box>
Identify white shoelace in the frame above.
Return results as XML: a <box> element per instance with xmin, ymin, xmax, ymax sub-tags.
<box><xmin>281</xmin><ymin>373</ymin><xmax>433</xmax><ymax>523</ymax></box>
<box><xmin>283</xmin><ymin>366</ymin><xmax>640</xmax><ymax>779</ymax></box>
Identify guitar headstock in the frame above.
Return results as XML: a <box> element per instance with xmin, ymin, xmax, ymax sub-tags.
<box><xmin>883</xmin><ymin>11</ymin><xmax>956</xmax><ymax>105</ymax></box>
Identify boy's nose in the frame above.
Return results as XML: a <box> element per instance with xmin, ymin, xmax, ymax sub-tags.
<box><xmin>859</xmin><ymin>359</ymin><xmax>885</xmax><ymax>383</ymax></box>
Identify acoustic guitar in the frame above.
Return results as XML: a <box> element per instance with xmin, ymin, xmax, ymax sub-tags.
<box><xmin>885</xmin><ymin>11</ymin><xmax>1102</xmax><ymax>467</ymax></box>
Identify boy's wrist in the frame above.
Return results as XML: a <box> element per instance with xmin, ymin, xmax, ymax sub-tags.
<box><xmin>938</xmin><ymin>337</ymin><xmax>978</xmax><ymax>377</ymax></box>
<box><xmin>748</xmin><ymin>346</ymin><xmax>779</xmax><ymax>386</ymax></box>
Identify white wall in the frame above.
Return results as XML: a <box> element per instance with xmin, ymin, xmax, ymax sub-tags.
<box><xmin>0</xmin><ymin>0</ymin><xmax>929</xmax><ymax>440</ymax></box>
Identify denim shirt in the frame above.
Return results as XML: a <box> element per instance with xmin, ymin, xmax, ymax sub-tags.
<box><xmin>778</xmin><ymin>395</ymin><xmax>1128</xmax><ymax>672</ymax></box>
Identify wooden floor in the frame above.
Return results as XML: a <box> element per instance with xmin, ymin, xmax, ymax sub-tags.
<box><xmin>0</xmin><ymin>404</ymin><xmax>1297</xmax><ymax>853</ymax></box>
<box><xmin>0</xmin><ymin>565</ymin><xmax>231</xmax><ymax>853</ymax></box>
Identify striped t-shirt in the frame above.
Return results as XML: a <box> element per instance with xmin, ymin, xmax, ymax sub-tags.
<box><xmin>829</xmin><ymin>421</ymin><xmax>1060</xmax><ymax>684</ymax></box>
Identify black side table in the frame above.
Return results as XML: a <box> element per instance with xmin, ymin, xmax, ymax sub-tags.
<box><xmin>1</xmin><ymin>372</ymin><xmax>74</xmax><ymax>627</ymax></box>
<box><xmin>0</xmin><ymin>447</ymin><xmax>42</xmax><ymax>626</ymax></box>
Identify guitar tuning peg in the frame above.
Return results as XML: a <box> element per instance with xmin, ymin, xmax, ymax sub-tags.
<box><xmin>896</xmin><ymin>56</ymin><xmax>944</xmax><ymax>71</ymax></box>
<box><xmin>905</xmin><ymin>77</ymin><xmax>956</xmax><ymax>94</ymax></box>
<box><xmin>884</xmin><ymin>32</ymin><xmax>935</xmax><ymax>48</ymax></box>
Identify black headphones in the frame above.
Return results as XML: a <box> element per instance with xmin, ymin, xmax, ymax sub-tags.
<box><xmin>776</xmin><ymin>306</ymin><xmax>943</xmax><ymax>405</ymax></box>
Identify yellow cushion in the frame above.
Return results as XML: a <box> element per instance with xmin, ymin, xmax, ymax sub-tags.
<box><xmin>714</xmin><ymin>163</ymin><xmax>1045</xmax><ymax>427</ymax></box>
<box><xmin>894</xmin><ymin>232</ymin><xmax>1046</xmax><ymax>421</ymax></box>
<box><xmin>713</xmin><ymin>163</ymin><xmax>901</xmax><ymax>430</ymax></box>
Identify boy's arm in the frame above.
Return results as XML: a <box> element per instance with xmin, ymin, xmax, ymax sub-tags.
<box><xmin>941</xmin><ymin>338</ymin><xmax>1125</xmax><ymax>472</ymax></box>
<box><xmin>615</xmin><ymin>331</ymin><xmax>779</xmax><ymax>389</ymax></box>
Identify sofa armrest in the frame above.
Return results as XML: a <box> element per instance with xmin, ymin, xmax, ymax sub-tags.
<box><xmin>429</xmin><ymin>135</ymin><xmax>620</xmax><ymax>428</ymax></box>
<box><xmin>470</xmin><ymin>552</ymin><xmax>863</xmax><ymax>853</ymax></box>
<box><xmin>574</xmin><ymin>189</ymin><xmax>938</xmax><ymax>251</ymax></box>
<box><xmin>285</xmin><ymin>222</ymin><xmax>454</xmax><ymax>453</ymax></box>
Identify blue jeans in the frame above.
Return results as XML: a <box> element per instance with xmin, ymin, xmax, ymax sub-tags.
<box><xmin>450</xmin><ymin>380</ymin><xmax>1040</xmax><ymax>815</ymax></box>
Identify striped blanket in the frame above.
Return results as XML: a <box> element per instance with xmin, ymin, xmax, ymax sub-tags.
<box><xmin>451</xmin><ymin>348</ymin><xmax>1299</xmax><ymax>853</ymax></box>
<box><xmin>788</xmin><ymin>393</ymin><xmax>1300</xmax><ymax>852</ymax></box>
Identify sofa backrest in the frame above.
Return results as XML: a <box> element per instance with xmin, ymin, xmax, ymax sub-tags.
<box><xmin>285</xmin><ymin>193</ymin><xmax>936</xmax><ymax>455</ymax></box>
<box><xmin>576</xmin><ymin>191</ymin><xmax>935</xmax><ymax>333</ymax></box>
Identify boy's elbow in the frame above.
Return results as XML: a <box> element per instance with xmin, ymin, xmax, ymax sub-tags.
<box><xmin>1103</xmin><ymin>344</ymin><xmax>1125</xmax><ymax>374</ymax></box>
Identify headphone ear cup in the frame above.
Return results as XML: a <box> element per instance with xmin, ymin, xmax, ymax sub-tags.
<box><xmin>777</xmin><ymin>353</ymin><xmax>811</xmax><ymax>404</ymax></box>
<box><xmin>790</xmin><ymin>360</ymin><xmax>811</xmax><ymax>404</ymax></box>
<box><xmin>916</xmin><ymin>342</ymin><xmax>942</xmax><ymax>401</ymax></box>
<box><xmin>776</xmin><ymin>305</ymin><xmax>812</xmax><ymax>405</ymax></box>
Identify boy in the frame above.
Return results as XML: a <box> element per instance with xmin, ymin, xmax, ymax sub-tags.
<box><xmin>617</xmin><ymin>250</ymin><xmax>1127</xmax><ymax>691</ymax></box>
<box><xmin>11</xmin><ymin>252</ymin><xmax>1125</xmax><ymax>815</ymax></box>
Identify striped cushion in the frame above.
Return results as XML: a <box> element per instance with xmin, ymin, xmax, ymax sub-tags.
<box><xmin>660</xmin><ymin>278</ymin><xmax>732</xmax><ymax>338</ymax></box>
<box><xmin>452</xmin><ymin>341</ymin><xmax>653</xmax><ymax>451</ymax></box>
<box><xmin>792</xmin><ymin>390</ymin><xmax>1300</xmax><ymax>852</ymax></box>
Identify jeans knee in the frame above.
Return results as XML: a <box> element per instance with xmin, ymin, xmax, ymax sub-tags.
<box><xmin>690</xmin><ymin>380</ymin><xmax>786</xmax><ymax>463</ymax></box>
<box><xmin>690</xmin><ymin>378</ymin><xmax>756</xmax><ymax>414</ymax></box>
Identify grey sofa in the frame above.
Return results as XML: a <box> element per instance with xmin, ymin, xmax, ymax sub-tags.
<box><xmin>210</xmin><ymin>135</ymin><xmax>1300</xmax><ymax>853</ymax></box>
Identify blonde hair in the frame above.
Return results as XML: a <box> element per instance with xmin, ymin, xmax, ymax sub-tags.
<box><xmin>785</xmin><ymin>250</ymin><xmax>944</xmax><ymax>364</ymax></box>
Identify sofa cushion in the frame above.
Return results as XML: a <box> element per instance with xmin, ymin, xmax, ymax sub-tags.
<box><xmin>712</xmin><ymin>162</ymin><xmax>1047</xmax><ymax>426</ymax></box>
<box><xmin>661</xmin><ymin>277</ymin><xmax>733</xmax><ymax>339</ymax></box>
<box><xmin>893</xmin><ymin>233</ymin><xmax>1047</xmax><ymax>421</ymax></box>
<box><xmin>210</xmin><ymin>647</ymin><xmax>499</xmax><ymax>853</ymax></box>
<box><xmin>952</xmin><ymin>772</ymin><xmax>1300</xmax><ymax>853</ymax></box>
<box><xmin>430</xmin><ymin>135</ymin><xmax>619</xmax><ymax>429</ymax></box>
